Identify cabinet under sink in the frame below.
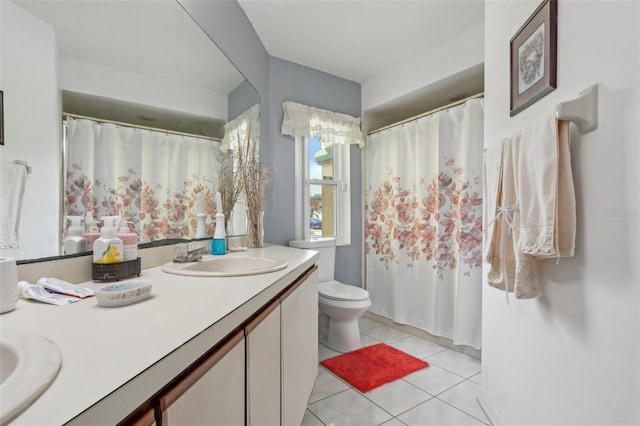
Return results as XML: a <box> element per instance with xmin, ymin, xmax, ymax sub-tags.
<box><xmin>125</xmin><ymin>266</ymin><xmax>318</xmax><ymax>426</ymax></box>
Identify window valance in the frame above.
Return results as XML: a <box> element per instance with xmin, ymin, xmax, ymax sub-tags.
<box><xmin>281</xmin><ymin>101</ymin><xmax>364</xmax><ymax>147</ymax></box>
<box><xmin>221</xmin><ymin>104</ymin><xmax>260</xmax><ymax>151</ymax></box>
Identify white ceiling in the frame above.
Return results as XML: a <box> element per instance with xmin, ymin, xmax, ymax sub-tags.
<box><xmin>13</xmin><ymin>0</ymin><xmax>245</xmax><ymax>94</ymax></box>
<box><xmin>15</xmin><ymin>0</ymin><xmax>484</xmax><ymax>88</ymax></box>
<box><xmin>237</xmin><ymin>0</ymin><xmax>485</xmax><ymax>84</ymax></box>
<box><xmin>14</xmin><ymin>0</ymin><xmax>485</xmax><ymax>125</ymax></box>
<box><xmin>12</xmin><ymin>0</ymin><xmax>248</xmax><ymax>136</ymax></box>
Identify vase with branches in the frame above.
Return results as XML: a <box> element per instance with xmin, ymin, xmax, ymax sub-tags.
<box><xmin>236</xmin><ymin>128</ymin><xmax>270</xmax><ymax>248</ymax></box>
<box><xmin>216</xmin><ymin>148</ymin><xmax>243</xmax><ymax>234</ymax></box>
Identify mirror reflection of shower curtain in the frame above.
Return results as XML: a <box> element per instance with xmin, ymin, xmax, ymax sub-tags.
<box><xmin>64</xmin><ymin>117</ymin><xmax>221</xmax><ymax>243</ymax></box>
<box><xmin>364</xmin><ymin>98</ymin><xmax>484</xmax><ymax>349</ymax></box>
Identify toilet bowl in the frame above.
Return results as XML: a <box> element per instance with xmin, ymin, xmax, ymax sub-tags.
<box><xmin>289</xmin><ymin>238</ymin><xmax>372</xmax><ymax>353</ymax></box>
<box><xmin>319</xmin><ymin>280</ymin><xmax>371</xmax><ymax>353</ymax></box>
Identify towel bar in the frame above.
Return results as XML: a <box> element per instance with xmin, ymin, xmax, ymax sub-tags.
<box><xmin>555</xmin><ymin>84</ymin><xmax>598</xmax><ymax>134</ymax></box>
<box><xmin>13</xmin><ymin>160</ymin><xmax>32</xmax><ymax>174</ymax></box>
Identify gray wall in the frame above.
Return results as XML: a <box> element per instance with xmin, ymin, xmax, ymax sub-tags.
<box><xmin>178</xmin><ymin>1</ymin><xmax>363</xmax><ymax>288</ymax></box>
<box><xmin>228</xmin><ymin>80</ymin><xmax>260</xmax><ymax>121</ymax></box>
<box><xmin>265</xmin><ymin>57</ymin><xmax>362</xmax><ymax>287</ymax></box>
<box><xmin>178</xmin><ymin>0</ymin><xmax>269</xmax><ymax>156</ymax></box>
<box><xmin>178</xmin><ymin>0</ymin><xmax>268</xmax><ymax>96</ymax></box>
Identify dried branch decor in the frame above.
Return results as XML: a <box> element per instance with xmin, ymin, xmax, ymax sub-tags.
<box><xmin>217</xmin><ymin>148</ymin><xmax>243</xmax><ymax>232</ymax></box>
<box><xmin>236</xmin><ymin>127</ymin><xmax>270</xmax><ymax>248</ymax></box>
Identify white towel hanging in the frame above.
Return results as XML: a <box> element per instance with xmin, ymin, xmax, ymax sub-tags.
<box><xmin>0</xmin><ymin>162</ymin><xmax>29</xmax><ymax>248</ymax></box>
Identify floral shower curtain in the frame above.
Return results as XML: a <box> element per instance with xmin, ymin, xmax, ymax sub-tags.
<box><xmin>364</xmin><ymin>98</ymin><xmax>484</xmax><ymax>349</ymax></box>
<box><xmin>64</xmin><ymin>117</ymin><xmax>220</xmax><ymax>242</ymax></box>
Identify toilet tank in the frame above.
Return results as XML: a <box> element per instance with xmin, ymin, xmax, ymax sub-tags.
<box><xmin>288</xmin><ymin>238</ymin><xmax>336</xmax><ymax>282</ymax></box>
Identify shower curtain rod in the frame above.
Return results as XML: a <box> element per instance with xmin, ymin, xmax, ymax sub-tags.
<box><xmin>367</xmin><ymin>92</ymin><xmax>484</xmax><ymax>136</ymax></box>
<box><xmin>62</xmin><ymin>112</ymin><xmax>222</xmax><ymax>142</ymax></box>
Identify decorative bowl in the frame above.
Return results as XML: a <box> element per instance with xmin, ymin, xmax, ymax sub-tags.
<box><xmin>95</xmin><ymin>280</ymin><xmax>152</xmax><ymax>307</ymax></box>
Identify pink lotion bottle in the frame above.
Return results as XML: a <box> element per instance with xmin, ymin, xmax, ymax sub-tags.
<box><xmin>117</xmin><ymin>221</ymin><xmax>138</xmax><ymax>261</ymax></box>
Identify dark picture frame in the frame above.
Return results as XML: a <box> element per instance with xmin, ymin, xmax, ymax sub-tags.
<box><xmin>510</xmin><ymin>0</ymin><xmax>557</xmax><ymax>116</ymax></box>
<box><xmin>0</xmin><ymin>90</ymin><xmax>4</xmax><ymax>145</ymax></box>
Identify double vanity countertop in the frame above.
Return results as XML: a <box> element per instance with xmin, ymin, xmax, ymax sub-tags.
<box><xmin>2</xmin><ymin>245</ymin><xmax>317</xmax><ymax>425</ymax></box>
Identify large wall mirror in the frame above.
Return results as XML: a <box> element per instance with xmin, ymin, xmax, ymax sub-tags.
<box><xmin>1</xmin><ymin>0</ymin><xmax>259</xmax><ymax>262</ymax></box>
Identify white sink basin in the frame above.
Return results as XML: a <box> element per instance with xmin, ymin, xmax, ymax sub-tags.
<box><xmin>162</xmin><ymin>254</ymin><xmax>288</xmax><ymax>277</ymax></box>
<box><xmin>0</xmin><ymin>330</ymin><xmax>62</xmax><ymax>424</ymax></box>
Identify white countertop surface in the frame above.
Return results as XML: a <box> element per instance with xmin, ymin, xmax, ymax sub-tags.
<box><xmin>1</xmin><ymin>245</ymin><xmax>317</xmax><ymax>425</ymax></box>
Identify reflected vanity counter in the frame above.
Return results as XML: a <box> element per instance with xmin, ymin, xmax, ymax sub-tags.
<box><xmin>2</xmin><ymin>244</ymin><xmax>318</xmax><ymax>425</ymax></box>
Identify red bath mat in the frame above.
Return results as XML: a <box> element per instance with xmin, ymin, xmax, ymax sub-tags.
<box><xmin>321</xmin><ymin>343</ymin><xmax>429</xmax><ymax>392</ymax></box>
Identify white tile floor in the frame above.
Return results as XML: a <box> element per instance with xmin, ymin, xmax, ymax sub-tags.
<box><xmin>304</xmin><ymin>317</ymin><xmax>487</xmax><ymax>426</ymax></box>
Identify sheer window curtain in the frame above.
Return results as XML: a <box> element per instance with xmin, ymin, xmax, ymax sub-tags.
<box><xmin>281</xmin><ymin>101</ymin><xmax>364</xmax><ymax>147</ymax></box>
<box><xmin>281</xmin><ymin>101</ymin><xmax>363</xmax><ymax>243</ymax></box>
<box><xmin>364</xmin><ymin>98</ymin><xmax>484</xmax><ymax>349</ymax></box>
<box><xmin>64</xmin><ymin>117</ymin><xmax>220</xmax><ymax>242</ymax></box>
<box><xmin>221</xmin><ymin>104</ymin><xmax>260</xmax><ymax>152</ymax></box>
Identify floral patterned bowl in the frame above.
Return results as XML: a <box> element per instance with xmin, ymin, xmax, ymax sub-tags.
<box><xmin>95</xmin><ymin>280</ymin><xmax>152</xmax><ymax>307</ymax></box>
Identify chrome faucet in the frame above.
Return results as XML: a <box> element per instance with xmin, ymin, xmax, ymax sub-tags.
<box><xmin>173</xmin><ymin>242</ymin><xmax>210</xmax><ymax>263</ymax></box>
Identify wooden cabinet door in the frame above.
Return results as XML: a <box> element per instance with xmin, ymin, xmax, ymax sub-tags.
<box><xmin>246</xmin><ymin>300</ymin><xmax>281</xmax><ymax>425</ymax></box>
<box><xmin>280</xmin><ymin>267</ymin><xmax>318</xmax><ymax>426</ymax></box>
<box><xmin>160</xmin><ymin>331</ymin><xmax>245</xmax><ymax>426</ymax></box>
<box><xmin>123</xmin><ymin>407</ymin><xmax>156</xmax><ymax>426</ymax></box>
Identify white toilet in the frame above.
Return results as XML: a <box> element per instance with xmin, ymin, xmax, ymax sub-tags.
<box><xmin>289</xmin><ymin>239</ymin><xmax>371</xmax><ymax>353</ymax></box>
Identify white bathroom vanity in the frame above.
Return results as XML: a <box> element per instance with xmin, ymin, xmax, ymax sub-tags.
<box><xmin>2</xmin><ymin>245</ymin><xmax>318</xmax><ymax>425</ymax></box>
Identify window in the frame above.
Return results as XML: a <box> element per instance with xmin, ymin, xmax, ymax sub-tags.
<box><xmin>282</xmin><ymin>101</ymin><xmax>363</xmax><ymax>246</ymax></box>
<box><xmin>297</xmin><ymin>137</ymin><xmax>350</xmax><ymax>244</ymax></box>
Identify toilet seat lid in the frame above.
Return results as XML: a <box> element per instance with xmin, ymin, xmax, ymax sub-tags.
<box><xmin>319</xmin><ymin>281</ymin><xmax>369</xmax><ymax>301</ymax></box>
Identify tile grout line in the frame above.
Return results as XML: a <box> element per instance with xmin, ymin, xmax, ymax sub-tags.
<box><xmin>365</xmin><ymin>380</ymin><xmax>437</xmax><ymax>422</ymax></box>
<box><xmin>433</xmin><ymin>394</ymin><xmax>491</xmax><ymax>425</ymax></box>
<box><xmin>305</xmin><ymin>408</ymin><xmax>327</xmax><ymax>426</ymax></box>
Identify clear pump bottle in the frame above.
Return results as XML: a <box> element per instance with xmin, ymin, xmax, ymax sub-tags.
<box><xmin>84</xmin><ymin>220</ymin><xmax>101</xmax><ymax>251</ymax></box>
<box><xmin>63</xmin><ymin>216</ymin><xmax>87</xmax><ymax>254</ymax></box>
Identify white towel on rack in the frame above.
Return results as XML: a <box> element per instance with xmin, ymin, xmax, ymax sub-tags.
<box><xmin>484</xmin><ymin>138</ymin><xmax>514</xmax><ymax>292</ymax></box>
<box><xmin>518</xmin><ymin>115</ymin><xmax>576</xmax><ymax>258</ymax></box>
<box><xmin>484</xmin><ymin>114</ymin><xmax>576</xmax><ymax>299</ymax></box>
<box><xmin>484</xmin><ymin>137</ymin><xmax>540</xmax><ymax>299</ymax></box>
<box><xmin>0</xmin><ymin>162</ymin><xmax>28</xmax><ymax>248</ymax></box>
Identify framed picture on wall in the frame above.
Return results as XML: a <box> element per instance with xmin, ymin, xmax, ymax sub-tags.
<box><xmin>510</xmin><ymin>0</ymin><xmax>557</xmax><ymax>116</ymax></box>
<box><xmin>0</xmin><ymin>90</ymin><xmax>4</xmax><ymax>145</ymax></box>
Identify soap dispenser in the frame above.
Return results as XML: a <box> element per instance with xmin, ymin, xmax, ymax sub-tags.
<box><xmin>84</xmin><ymin>220</ymin><xmax>101</xmax><ymax>251</ymax></box>
<box><xmin>194</xmin><ymin>192</ymin><xmax>207</xmax><ymax>239</ymax></box>
<box><xmin>93</xmin><ymin>216</ymin><xmax>124</xmax><ymax>264</ymax></box>
<box><xmin>211</xmin><ymin>212</ymin><xmax>226</xmax><ymax>255</ymax></box>
<box><xmin>117</xmin><ymin>221</ymin><xmax>138</xmax><ymax>261</ymax></box>
<box><xmin>211</xmin><ymin>192</ymin><xmax>226</xmax><ymax>255</ymax></box>
<box><xmin>63</xmin><ymin>216</ymin><xmax>88</xmax><ymax>254</ymax></box>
